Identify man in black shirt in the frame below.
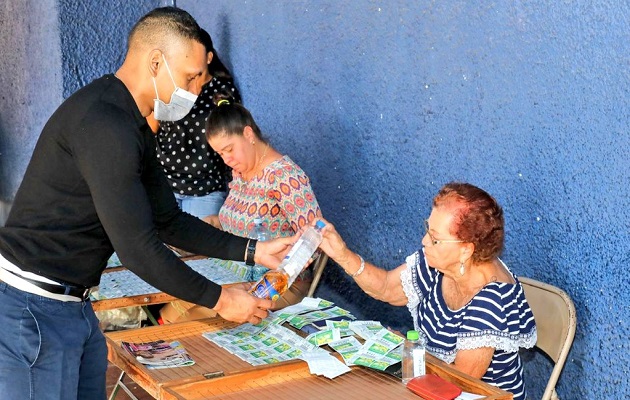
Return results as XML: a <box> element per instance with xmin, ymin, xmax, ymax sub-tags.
<box><xmin>0</xmin><ymin>8</ymin><xmax>291</xmax><ymax>400</ymax></box>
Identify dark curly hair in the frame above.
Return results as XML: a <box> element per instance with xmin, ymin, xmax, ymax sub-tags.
<box><xmin>433</xmin><ymin>182</ymin><xmax>504</xmax><ymax>262</ymax></box>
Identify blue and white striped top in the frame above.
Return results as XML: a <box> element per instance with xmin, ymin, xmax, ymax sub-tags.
<box><xmin>400</xmin><ymin>250</ymin><xmax>537</xmax><ymax>400</ymax></box>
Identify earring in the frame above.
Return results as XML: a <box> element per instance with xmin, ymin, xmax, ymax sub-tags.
<box><xmin>459</xmin><ymin>262</ymin><xmax>465</xmax><ymax>276</ymax></box>
<box><xmin>251</xmin><ymin>141</ymin><xmax>255</xmax><ymax>145</ymax></box>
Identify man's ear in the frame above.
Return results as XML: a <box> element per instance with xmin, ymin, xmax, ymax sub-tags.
<box><xmin>148</xmin><ymin>49</ymin><xmax>163</xmax><ymax>77</ymax></box>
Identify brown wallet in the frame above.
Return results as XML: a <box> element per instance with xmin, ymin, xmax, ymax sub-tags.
<box><xmin>406</xmin><ymin>374</ymin><xmax>463</xmax><ymax>400</ymax></box>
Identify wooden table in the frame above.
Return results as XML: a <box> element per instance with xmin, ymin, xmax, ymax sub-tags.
<box><xmin>106</xmin><ymin>319</ymin><xmax>512</xmax><ymax>400</ymax></box>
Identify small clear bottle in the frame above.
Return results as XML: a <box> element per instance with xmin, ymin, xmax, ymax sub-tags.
<box><xmin>249</xmin><ymin>218</ymin><xmax>271</xmax><ymax>282</ymax></box>
<box><xmin>401</xmin><ymin>330</ymin><xmax>426</xmax><ymax>385</ymax></box>
<box><xmin>249</xmin><ymin>220</ymin><xmax>325</xmax><ymax>300</ymax></box>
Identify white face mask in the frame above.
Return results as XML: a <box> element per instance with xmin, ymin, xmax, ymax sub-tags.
<box><xmin>152</xmin><ymin>55</ymin><xmax>198</xmax><ymax>121</ymax></box>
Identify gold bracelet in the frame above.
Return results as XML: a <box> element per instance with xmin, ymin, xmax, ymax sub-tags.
<box><xmin>351</xmin><ymin>255</ymin><xmax>365</xmax><ymax>278</ymax></box>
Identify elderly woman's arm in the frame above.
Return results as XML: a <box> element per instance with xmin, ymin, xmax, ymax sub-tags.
<box><xmin>453</xmin><ymin>347</ymin><xmax>494</xmax><ymax>378</ymax></box>
<box><xmin>342</xmin><ymin>253</ymin><xmax>408</xmax><ymax>306</ymax></box>
<box><xmin>318</xmin><ymin>218</ymin><xmax>408</xmax><ymax>306</ymax></box>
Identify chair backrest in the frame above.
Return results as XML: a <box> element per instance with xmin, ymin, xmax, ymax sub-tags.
<box><xmin>307</xmin><ymin>253</ymin><xmax>329</xmax><ymax>298</ymax></box>
<box><xmin>519</xmin><ymin>277</ymin><xmax>577</xmax><ymax>400</ymax></box>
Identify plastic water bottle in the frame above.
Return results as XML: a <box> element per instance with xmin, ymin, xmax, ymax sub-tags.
<box><xmin>249</xmin><ymin>218</ymin><xmax>271</xmax><ymax>282</ymax></box>
<box><xmin>401</xmin><ymin>330</ymin><xmax>426</xmax><ymax>385</ymax></box>
<box><xmin>249</xmin><ymin>220</ymin><xmax>325</xmax><ymax>301</ymax></box>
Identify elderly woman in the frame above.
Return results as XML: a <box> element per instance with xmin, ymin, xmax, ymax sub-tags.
<box><xmin>318</xmin><ymin>182</ymin><xmax>536</xmax><ymax>400</ymax></box>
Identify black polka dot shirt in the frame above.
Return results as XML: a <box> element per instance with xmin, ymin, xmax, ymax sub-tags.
<box><xmin>156</xmin><ymin>77</ymin><xmax>241</xmax><ymax>196</ymax></box>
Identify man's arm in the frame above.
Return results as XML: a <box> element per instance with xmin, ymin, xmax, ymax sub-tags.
<box><xmin>73</xmin><ymin>108</ymin><xmax>232</xmax><ymax>308</ymax></box>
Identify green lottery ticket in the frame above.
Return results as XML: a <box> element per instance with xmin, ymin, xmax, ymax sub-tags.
<box><xmin>348</xmin><ymin>320</ymin><xmax>384</xmax><ymax>340</ymax></box>
<box><xmin>326</xmin><ymin>320</ymin><xmax>355</xmax><ymax>337</ymax></box>
<box><xmin>306</xmin><ymin>328</ymin><xmax>341</xmax><ymax>346</ymax></box>
<box><xmin>344</xmin><ymin>328</ymin><xmax>404</xmax><ymax>370</ymax></box>
<box><xmin>328</xmin><ymin>336</ymin><xmax>363</xmax><ymax>363</ymax></box>
<box><xmin>203</xmin><ymin>323</ymin><xmax>326</xmax><ymax>367</ymax></box>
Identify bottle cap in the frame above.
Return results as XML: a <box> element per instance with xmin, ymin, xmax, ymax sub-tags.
<box><xmin>254</xmin><ymin>218</ymin><xmax>263</xmax><ymax>224</ymax></box>
<box><xmin>406</xmin><ymin>330</ymin><xmax>419</xmax><ymax>340</ymax></box>
<box><xmin>315</xmin><ymin>220</ymin><xmax>326</xmax><ymax>229</ymax></box>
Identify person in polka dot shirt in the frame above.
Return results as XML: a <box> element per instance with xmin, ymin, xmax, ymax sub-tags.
<box><xmin>148</xmin><ymin>28</ymin><xmax>240</xmax><ymax>218</ymax></box>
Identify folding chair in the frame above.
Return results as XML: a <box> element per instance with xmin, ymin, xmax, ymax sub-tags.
<box><xmin>519</xmin><ymin>277</ymin><xmax>577</xmax><ymax>400</ymax></box>
<box><xmin>307</xmin><ymin>253</ymin><xmax>328</xmax><ymax>297</ymax></box>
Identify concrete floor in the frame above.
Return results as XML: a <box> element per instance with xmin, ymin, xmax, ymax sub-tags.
<box><xmin>106</xmin><ymin>362</ymin><xmax>153</xmax><ymax>400</ymax></box>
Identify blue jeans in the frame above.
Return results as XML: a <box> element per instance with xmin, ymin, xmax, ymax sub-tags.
<box><xmin>0</xmin><ymin>282</ymin><xmax>108</xmax><ymax>400</ymax></box>
<box><xmin>174</xmin><ymin>191</ymin><xmax>227</xmax><ymax>219</ymax></box>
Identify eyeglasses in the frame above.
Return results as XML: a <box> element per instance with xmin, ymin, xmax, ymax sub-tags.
<box><xmin>424</xmin><ymin>220</ymin><xmax>465</xmax><ymax>246</ymax></box>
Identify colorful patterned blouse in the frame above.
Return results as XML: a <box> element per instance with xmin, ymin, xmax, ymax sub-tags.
<box><xmin>218</xmin><ymin>155</ymin><xmax>321</xmax><ymax>238</ymax></box>
<box><xmin>400</xmin><ymin>249</ymin><xmax>537</xmax><ymax>400</ymax></box>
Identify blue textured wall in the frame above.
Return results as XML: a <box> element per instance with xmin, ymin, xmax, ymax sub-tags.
<box><xmin>59</xmin><ymin>0</ymin><xmax>156</xmax><ymax>98</ymax></box>
<box><xmin>0</xmin><ymin>0</ymin><xmax>62</xmax><ymax>209</ymax></box>
<box><xmin>1</xmin><ymin>0</ymin><xmax>628</xmax><ymax>398</ymax></box>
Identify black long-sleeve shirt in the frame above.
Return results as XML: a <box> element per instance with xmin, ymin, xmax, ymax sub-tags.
<box><xmin>0</xmin><ymin>75</ymin><xmax>247</xmax><ymax>308</ymax></box>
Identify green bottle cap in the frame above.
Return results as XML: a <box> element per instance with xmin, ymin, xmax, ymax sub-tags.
<box><xmin>406</xmin><ymin>330</ymin><xmax>419</xmax><ymax>340</ymax></box>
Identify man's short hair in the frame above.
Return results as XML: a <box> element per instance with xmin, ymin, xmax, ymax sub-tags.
<box><xmin>128</xmin><ymin>7</ymin><xmax>203</xmax><ymax>56</ymax></box>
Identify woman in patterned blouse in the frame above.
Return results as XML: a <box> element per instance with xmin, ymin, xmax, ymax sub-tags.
<box><xmin>316</xmin><ymin>182</ymin><xmax>537</xmax><ymax>400</ymax></box>
<box><xmin>204</xmin><ymin>95</ymin><xmax>322</xmax><ymax>307</ymax></box>
<box><xmin>159</xmin><ymin>96</ymin><xmax>321</xmax><ymax>323</ymax></box>
<box><xmin>204</xmin><ymin>98</ymin><xmax>321</xmax><ymax>238</ymax></box>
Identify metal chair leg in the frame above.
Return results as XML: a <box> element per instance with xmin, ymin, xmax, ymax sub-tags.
<box><xmin>108</xmin><ymin>370</ymin><xmax>140</xmax><ymax>400</ymax></box>
<box><xmin>142</xmin><ymin>305</ymin><xmax>159</xmax><ymax>326</ymax></box>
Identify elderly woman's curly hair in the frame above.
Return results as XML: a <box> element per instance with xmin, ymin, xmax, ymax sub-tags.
<box><xmin>433</xmin><ymin>182</ymin><xmax>504</xmax><ymax>262</ymax></box>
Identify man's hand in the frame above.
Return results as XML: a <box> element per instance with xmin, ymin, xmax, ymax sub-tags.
<box><xmin>254</xmin><ymin>236</ymin><xmax>297</xmax><ymax>269</ymax></box>
<box><xmin>212</xmin><ymin>286</ymin><xmax>273</xmax><ymax>325</ymax></box>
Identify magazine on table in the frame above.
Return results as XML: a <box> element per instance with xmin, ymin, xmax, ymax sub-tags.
<box><xmin>121</xmin><ymin>340</ymin><xmax>195</xmax><ymax>369</ymax></box>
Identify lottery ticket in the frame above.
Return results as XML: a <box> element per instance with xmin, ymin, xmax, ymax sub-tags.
<box><xmin>346</xmin><ymin>341</ymin><xmax>403</xmax><ymax>370</ymax></box>
<box><xmin>328</xmin><ymin>336</ymin><xmax>363</xmax><ymax>363</ymax></box>
<box><xmin>325</xmin><ymin>320</ymin><xmax>355</xmax><ymax>337</ymax></box>
<box><xmin>349</xmin><ymin>320</ymin><xmax>384</xmax><ymax>340</ymax></box>
<box><xmin>289</xmin><ymin>306</ymin><xmax>356</xmax><ymax>329</ymax></box>
<box><xmin>305</xmin><ymin>328</ymin><xmax>341</xmax><ymax>346</ymax></box>
<box><xmin>203</xmin><ymin>322</ymin><xmax>324</xmax><ymax>366</ymax></box>
<box><xmin>363</xmin><ymin>329</ymin><xmax>405</xmax><ymax>353</ymax></box>
<box><xmin>300</xmin><ymin>350</ymin><xmax>351</xmax><ymax>379</ymax></box>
